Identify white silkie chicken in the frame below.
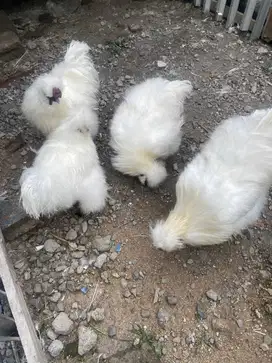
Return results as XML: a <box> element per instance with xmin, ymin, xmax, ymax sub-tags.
<box><xmin>21</xmin><ymin>40</ymin><xmax>99</xmax><ymax>137</ymax></box>
<box><xmin>20</xmin><ymin>107</ymin><xmax>108</xmax><ymax>219</ymax></box>
<box><xmin>110</xmin><ymin>77</ymin><xmax>193</xmax><ymax>188</ymax></box>
<box><xmin>151</xmin><ymin>108</ymin><xmax>272</xmax><ymax>251</ymax></box>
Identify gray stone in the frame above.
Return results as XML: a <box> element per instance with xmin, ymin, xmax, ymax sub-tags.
<box><xmin>44</xmin><ymin>239</ymin><xmax>60</xmax><ymax>253</ymax></box>
<box><xmin>49</xmin><ymin>291</ymin><xmax>61</xmax><ymax>303</ymax></box>
<box><xmin>52</xmin><ymin>312</ymin><xmax>73</xmax><ymax>335</ymax></box>
<box><xmin>141</xmin><ymin>309</ymin><xmax>150</xmax><ymax>318</ymax></box>
<box><xmin>78</xmin><ymin>326</ymin><xmax>97</xmax><ymax>356</ymax></box>
<box><xmin>157</xmin><ymin>60</ymin><xmax>167</xmax><ymax>68</ymax></box>
<box><xmin>206</xmin><ymin>289</ymin><xmax>218</xmax><ymax>302</ymax></box>
<box><xmin>82</xmin><ymin>221</ymin><xmax>88</xmax><ymax>233</ymax></box>
<box><xmin>46</xmin><ymin>328</ymin><xmax>57</xmax><ymax>341</ymax></box>
<box><xmin>264</xmin><ymin>335</ymin><xmax>272</xmax><ymax>346</ymax></box>
<box><xmin>260</xmin><ymin>343</ymin><xmax>269</xmax><ymax>352</ymax></box>
<box><xmin>48</xmin><ymin>340</ymin><xmax>64</xmax><ymax>357</ymax></box>
<box><xmin>166</xmin><ymin>295</ymin><xmax>178</xmax><ymax>306</ymax></box>
<box><xmin>66</xmin><ymin>229</ymin><xmax>78</xmax><ymax>241</ymax></box>
<box><xmin>94</xmin><ymin>253</ymin><xmax>107</xmax><ymax>268</ymax></box>
<box><xmin>0</xmin><ymin>11</ymin><xmax>24</xmax><ymax>61</ymax></box>
<box><xmin>71</xmin><ymin>251</ymin><xmax>84</xmax><ymax>259</ymax></box>
<box><xmin>108</xmin><ymin>325</ymin><xmax>117</xmax><ymax>337</ymax></box>
<box><xmin>93</xmin><ymin>235</ymin><xmax>112</xmax><ymax>252</ymax></box>
<box><xmin>157</xmin><ymin>309</ymin><xmax>169</xmax><ymax>328</ymax></box>
<box><xmin>34</xmin><ymin>283</ymin><xmax>42</xmax><ymax>294</ymax></box>
<box><xmin>89</xmin><ymin>308</ymin><xmax>105</xmax><ymax>322</ymax></box>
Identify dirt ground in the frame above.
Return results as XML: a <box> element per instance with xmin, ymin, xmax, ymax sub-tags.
<box><xmin>0</xmin><ymin>1</ymin><xmax>272</xmax><ymax>362</ymax></box>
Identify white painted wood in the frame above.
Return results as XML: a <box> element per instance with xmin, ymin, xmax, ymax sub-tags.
<box><xmin>226</xmin><ymin>0</ymin><xmax>240</xmax><ymax>28</ymax></box>
<box><xmin>251</xmin><ymin>0</ymin><xmax>272</xmax><ymax>39</ymax></box>
<box><xmin>203</xmin><ymin>0</ymin><xmax>212</xmax><ymax>13</ymax></box>
<box><xmin>0</xmin><ymin>230</ymin><xmax>47</xmax><ymax>363</ymax></box>
<box><xmin>194</xmin><ymin>0</ymin><xmax>202</xmax><ymax>7</ymax></box>
<box><xmin>241</xmin><ymin>0</ymin><xmax>258</xmax><ymax>31</ymax></box>
<box><xmin>210</xmin><ymin>0</ymin><xmax>256</xmax><ymax>30</ymax></box>
<box><xmin>216</xmin><ymin>0</ymin><xmax>228</xmax><ymax>21</ymax></box>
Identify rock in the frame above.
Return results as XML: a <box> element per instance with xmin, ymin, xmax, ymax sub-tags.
<box><xmin>82</xmin><ymin>221</ymin><xmax>88</xmax><ymax>233</ymax></box>
<box><xmin>34</xmin><ymin>283</ymin><xmax>42</xmax><ymax>294</ymax></box>
<box><xmin>187</xmin><ymin>259</ymin><xmax>193</xmax><ymax>265</ymax></box>
<box><xmin>66</xmin><ymin>229</ymin><xmax>78</xmax><ymax>241</ymax></box>
<box><xmin>52</xmin><ymin>312</ymin><xmax>74</xmax><ymax>335</ymax></box>
<box><xmin>120</xmin><ymin>278</ymin><xmax>128</xmax><ymax>288</ymax></box>
<box><xmin>128</xmin><ymin>24</ymin><xmax>143</xmax><ymax>33</ymax></box>
<box><xmin>110</xmin><ymin>252</ymin><xmax>118</xmax><ymax>261</ymax></box>
<box><xmin>27</xmin><ymin>40</ymin><xmax>37</xmax><ymax>50</ymax></box>
<box><xmin>257</xmin><ymin>46</ymin><xmax>269</xmax><ymax>54</ymax></box>
<box><xmin>236</xmin><ymin>319</ymin><xmax>243</xmax><ymax>328</ymax></box>
<box><xmin>93</xmin><ymin>235</ymin><xmax>112</xmax><ymax>252</ymax></box>
<box><xmin>108</xmin><ymin>325</ymin><xmax>117</xmax><ymax>337</ymax></box>
<box><xmin>166</xmin><ymin>295</ymin><xmax>178</xmax><ymax>306</ymax></box>
<box><xmin>206</xmin><ymin>289</ymin><xmax>218</xmax><ymax>302</ymax></box>
<box><xmin>0</xmin><ymin>11</ymin><xmax>24</xmax><ymax>62</ymax></box>
<box><xmin>78</xmin><ymin>326</ymin><xmax>97</xmax><ymax>356</ymax></box>
<box><xmin>89</xmin><ymin>308</ymin><xmax>105</xmax><ymax>322</ymax></box>
<box><xmin>260</xmin><ymin>270</ymin><xmax>271</xmax><ymax>279</ymax></box>
<box><xmin>173</xmin><ymin>163</ymin><xmax>178</xmax><ymax>171</ymax></box>
<box><xmin>24</xmin><ymin>271</ymin><xmax>31</xmax><ymax>280</ymax></box>
<box><xmin>46</xmin><ymin>328</ymin><xmax>57</xmax><ymax>341</ymax></box>
<box><xmin>48</xmin><ymin>340</ymin><xmax>64</xmax><ymax>357</ymax></box>
<box><xmin>157</xmin><ymin>309</ymin><xmax>169</xmax><ymax>328</ymax></box>
<box><xmin>123</xmin><ymin>290</ymin><xmax>131</xmax><ymax>298</ymax></box>
<box><xmin>141</xmin><ymin>309</ymin><xmax>150</xmax><ymax>318</ymax></box>
<box><xmin>260</xmin><ymin>343</ymin><xmax>269</xmax><ymax>352</ymax></box>
<box><xmin>49</xmin><ymin>291</ymin><xmax>61</xmax><ymax>303</ymax></box>
<box><xmin>264</xmin><ymin>335</ymin><xmax>272</xmax><ymax>346</ymax></box>
<box><xmin>71</xmin><ymin>251</ymin><xmax>84</xmax><ymax>259</ymax></box>
<box><xmin>44</xmin><ymin>239</ymin><xmax>60</xmax><ymax>253</ymax></box>
<box><xmin>185</xmin><ymin>333</ymin><xmax>195</xmax><ymax>346</ymax></box>
<box><xmin>94</xmin><ymin>253</ymin><xmax>107</xmax><ymax>268</ymax></box>
<box><xmin>157</xmin><ymin>60</ymin><xmax>167</xmax><ymax>68</ymax></box>
<box><xmin>211</xmin><ymin>318</ymin><xmax>237</xmax><ymax>335</ymax></box>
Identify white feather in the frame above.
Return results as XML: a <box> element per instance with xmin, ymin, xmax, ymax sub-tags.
<box><xmin>151</xmin><ymin>108</ymin><xmax>272</xmax><ymax>251</ymax></box>
<box><xmin>20</xmin><ymin>107</ymin><xmax>108</xmax><ymax>219</ymax></box>
<box><xmin>110</xmin><ymin>77</ymin><xmax>193</xmax><ymax>187</ymax></box>
<box><xmin>21</xmin><ymin>40</ymin><xmax>99</xmax><ymax>137</ymax></box>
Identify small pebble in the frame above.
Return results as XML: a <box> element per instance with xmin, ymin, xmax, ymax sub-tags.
<box><xmin>166</xmin><ymin>295</ymin><xmax>178</xmax><ymax>306</ymax></box>
<box><xmin>157</xmin><ymin>60</ymin><xmax>167</xmax><ymax>68</ymax></box>
<box><xmin>206</xmin><ymin>289</ymin><xmax>218</xmax><ymax>302</ymax></box>
<box><xmin>66</xmin><ymin>229</ymin><xmax>78</xmax><ymax>241</ymax></box>
<box><xmin>48</xmin><ymin>340</ymin><xmax>64</xmax><ymax>357</ymax></box>
<box><xmin>108</xmin><ymin>325</ymin><xmax>117</xmax><ymax>338</ymax></box>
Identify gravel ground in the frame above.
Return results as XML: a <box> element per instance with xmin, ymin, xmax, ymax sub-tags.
<box><xmin>0</xmin><ymin>1</ymin><xmax>272</xmax><ymax>362</ymax></box>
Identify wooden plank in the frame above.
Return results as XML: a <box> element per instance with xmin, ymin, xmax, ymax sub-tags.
<box><xmin>226</xmin><ymin>0</ymin><xmax>240</xmax><ymax>28</ymax></box>
<box><xmin>210</xmin><ymin>0</ymin><xmax>256</xmax><ymax>31</ymax></box>
<box><xmin>203</xmin><ymin>0</ymin><xmax>212</xmax><ymax>14</ymax></box>
<box><xmin>216</xmin><ymin>0</ymin><xmax>227</xmax><ymax>21</ymax></box>
<box><xmin>0</xmin><ymin>229</ymin><xmax>47</xmax><ymax>363</ymax></box>
<box><xmin>194</xmin><ymin>0</ymin><xmax>202</xmax><ymax>7</ymax></box>
<box><xmin>241</xmin><ymin>0</ymin><xmax>258</xmax><ymax>31</ymax></box>
<box><xmin>262</xmin><ymin>7</ymin><xmax>272</xmax><ymax>41</ymax></box>
<box><xmin>251</xmin><ymin>0</ymin><xmax>272</xmax><ymax>39</ymax></box>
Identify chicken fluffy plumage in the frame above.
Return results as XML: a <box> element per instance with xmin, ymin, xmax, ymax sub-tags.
<box><xmin>20</xmin><ymin>107</ymin><xmax>108</xmax><ymax>219</ymax></box>
<box><xmin>21</xmin><ymin>40</ymin><xmax>99</xmax><ymax>137</ymax></box>
<box><xmin>110</xmin><ymin>77</ymin><xmax>193</xmax><ymax>187</ymax></box>
<box><xmin>151</xmin><ymin>108</ymin><xmax>272</xmax><ymax>251</ymax></box>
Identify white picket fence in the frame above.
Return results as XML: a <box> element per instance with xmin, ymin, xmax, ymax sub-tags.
<box><xmin>194</xmin><ymin>0</ymin><xmax>272</xmax><ymax>39</ymax></box>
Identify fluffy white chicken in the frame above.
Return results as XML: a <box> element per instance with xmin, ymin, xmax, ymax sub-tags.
<box><xmin>21</xmin><ymin>40</ymin><xmax>99</xmax><ymax>137</ymax></box>
<box><xmin>110</xmin><ymin>77</ymin><xmax>193</xmax><ymax>188</ymax></box>
<box><xmin>20</xmin><ymin>107</ymin><xmax>107</xmax><ymax>219</ymax></box>
<box><xmin>151</xmin><ymin>108</ymin><xmax>272</xmax><ymax>251</ymax></box>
